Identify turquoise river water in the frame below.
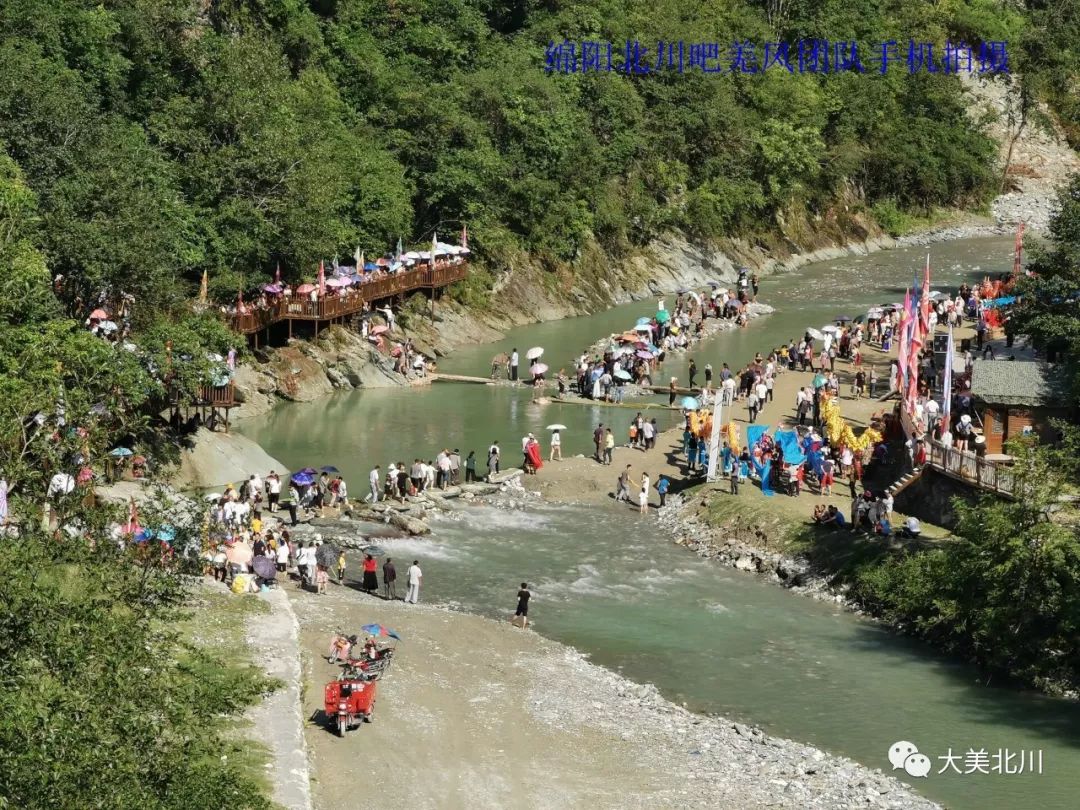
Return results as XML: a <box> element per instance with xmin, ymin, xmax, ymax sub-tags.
<box><xmin>240</xmin><ymin>237</ymin><xmax>1080</xmax><ymax>809</ymax></box>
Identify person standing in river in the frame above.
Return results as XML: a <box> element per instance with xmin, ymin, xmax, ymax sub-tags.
<box><xmin>668</xmin><ymin>377</ymin><xmax>677</xmax><ymax>406</ymax></box>
<box><xmin>688</xmin><ymin>358</ymin><xmax>697</xmax><ymax>389</ymax></box>
<box><xmin>382</xmin><ymin>557</ymin><xmax>397</xmax><ymax>600</ymax></box>
<box><xmin>638</xmin><ymin>472</ymin><xmax>650</xmax><ymax>515</ymax></box>
<box><xmin>509</xmin><ymin>348</ymin><xmax>519</xmax><ymax>381</ymax></box>
<box><xmin>488</xmin><ymin>440</ymin><xmax>500</xmax><ymax>477</ymax></box>
<box><xmin>514</xmin><ymin>583</ymin><xmax>531</xmax><ymax>629</ymax></box>
<box><xmin>465</xmin><ymin>450</ymin><xmax>477</xmax><ymax>482</ymax></box>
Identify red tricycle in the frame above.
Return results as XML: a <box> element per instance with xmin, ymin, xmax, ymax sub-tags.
<box><xmin>324</xmin><ymin>675</ymin><xmax>377</xmax><ymax>736</ymax></box>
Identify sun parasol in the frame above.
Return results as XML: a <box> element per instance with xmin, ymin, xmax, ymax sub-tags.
<box><xmin>707</xmin><ymin>280</ymin><xmax>722</xmax><ymax>288</ymax></box>
<box><xmin>89</xmin><ymin>309</ymin><xmax>108</xmax><ymax>320</ymax></box>
<box><xmin>325</xmin><ymin>276</ymin><xmax>351</xmax><ymax>288</ymax></box>
<box><xmin>296</xmin><ymin>283</ymin><xmax>316</xmax><ymax>294</ymax></box>
<box><xmin>291</xmin><ymin>472</ymin><xmax>315</xmax><ymax>486</ymax></box>
<box><xmin>635</xmin><ymin>350</ymin><xmax>653</xmax><ymax>360</ymax></box>
<box><xmin>677</xmin><ymin>287</ymin><xmax>691</xmax><ymax>294</ymax></box>
<box><xmin>320</xmin><ymin>465</ymin><xmax>340</xmax><ymax>473</ymax></box>
<box><xmin>262</xmin><ymin>283</ymin><xmax>283</xmax><ymax>293</ymax></box>
<box><xmin>360</xmin><ymin>623</ymin><xmax>402</xmax><ymax>640</ymax></box>
<box><xmin>654</xmin><ymin>310</ymin><xmax>670</xmax><ymax>323</ymax></box>
<box><xmin>835</xmin><ymin>315</ymin><xmax>853</xmax><ymax>322</ymax></box>
<box><xmin>252</xmin><ymin>556</ymin><xmax>277</xmax><ymax>580</ymax></box>
<box><xmin>204</xmin><ymin>493</ymin><xmax>222</xmax><ymax>502</ymax></box>
<box><xmin>634</xmin><ymin>324</ymin><xmax>651</xmax><ymax>332</ymax></box>
<box><xmin>226</xmin><ymin>539</ymin><xmax>253</xmax><ymax>566</ymax></box>
<box><xmin>635</xmin><ymin>316</ymin><xmax>651</xmax><ymax>326</ymax></box>
<box><xmin>821</xmin><ymin>325</ymin><xmax>839</xmax><ymax>334</ymax></box>
<box><xmin>813</xmin><ymin>374</ymin><xmax>827</xmax><ymax>388</ymax></box>
<box><xmin>806</xmin><ymin>328</ymin><xmax>825</xmax><ymax>340</ymax></box>
<box><xmin>371</xmin><ymin>325</ymin><xmax>389</xmax><ymax>335</ymax></box>
<box><xmin>681</xmin><ymin>396</ymin><xmax>700</xmax><ymax>409</ymax></box>
<box><xmin>110</xmin><ymin>447</ymin><xmax>133</xmax><ymax>457</ymax></box>
<box><xmin>526</xmin><ymin>347</ymin><xmax>544</xmax><ymax>360</ymax></box>
<box><xmin>530</xmin><ymin>363</ymin><xmax>549</xmax><ymax>376</ymax></box>
<box><xmin>98</xmin><ymin>320</ymin><xmax>118</xmax><ymax>333</ymax></box>
<box><xmin>614</xmin><ymin>369</ymin><xmax>632</xmax><ymax>381</ymax></box>
<box><xmin>546</xmin><ymin>424</ymin><xmax>567</xmax><ymax>431</ymax></box>
<box><xmin>315</xmin><ymin>542</ymin><xmax>339</xmax><ymax>569</ymax></box>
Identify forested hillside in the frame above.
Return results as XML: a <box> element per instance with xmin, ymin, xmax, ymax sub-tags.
<box><xmin>1</xmin><ymin>0</ymin><xmax>1077</xmax><ymax>318</ymax></box>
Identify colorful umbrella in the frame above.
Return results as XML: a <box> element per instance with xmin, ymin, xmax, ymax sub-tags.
<box><xmin>291</xmin><ymin>472</ymin><xmax>315</xmax><ymax>485</ymax></box>
<box><xmin>361</xmin><ymin>623</ymin><xmax>402</xmax><ymax>640</ymax></box>
<box><xmin>634</xmin><ymin>324</ymin><xmax>651</xmax><ymax>332</ymax></box>
<box><xmin>635</xmin><ymin>316</ymin><xmax>651</xmax><ymax>326</ymax></box>
<box><xmin>614</xmin><ymin>369</ymin><xmax>632</xmax><ymax>381</ymax></box>
<box><xmin>813</xmin><ymin>374</ymin><xmax>827</xmax><ymax>388</ymax></box>
<box><xmin>530</xmin><ymin>363</ymin><xmax>548</xmax><ymax>376</ymax></box>
<box><xmin>546</xmin><ymin>424</ymin><xmax>567</xmax><ymax>431</ymax></box>
<box><xmin>262</xmin><ymin>283</ymin><xmax>282</xmax><ymax>293</ymax></box>
<box><xmin>325</xmin><ymin>277</ymin><xmax>351</xmax><ymax>288</ymax></box>
<box><xmin>654</xmin><ymin>310</ymin><xmax>670</xmax><ymax>323</ymax></box>
<box><xmin>821</xmin><ymin>325</ymin><xmax>839</xmax><ymax>334</ymax></box>
<box><xmin>89</xmin><ymin>309</ymin><xmax>108</xmax><ymax>320</ymax></box>
<box><xmin>109</xmin><ymin>447</ymin><xmax>133</xmax><ymax>457</ymax></box>
<box><xmin>636</xmin><ymin>350</ymin><xmax>653</xmax><ymax>359</ymax></box>
<box><xmin>681</xmin><ymin>396</ymin><xmax>700</xmax><ymax>409</ymax></box>
<box><xmin>526</xmin><ymin>347</ymin><xmax>544</xmax><ymax>360</ymax></box>
<box><xmin>296</xmin><ymin>283</ymin><xmax>316</xmax><ymax>294</ymax></box>
<box><xmin>320</xmin><ymin>465</ymin><xmax>340</xmax><ymax>473</ymax></box>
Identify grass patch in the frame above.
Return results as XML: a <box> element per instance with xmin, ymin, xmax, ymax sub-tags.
<box><xmin>173</xmin><ymin>585</ymin><xmax>279</xmax><ymax>796</ymax></box>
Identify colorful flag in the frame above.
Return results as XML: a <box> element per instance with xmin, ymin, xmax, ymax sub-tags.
<box><xmin>461</xmin><ymin>224</ymin><xmax>468</xmax><ymax>250</ymax></box>
<box><xmin>317</xmin><ymin>260</ymin><xmax>325</xmax><ymax>295</ymax></box>
<box><xmin>919</xmin><ymin>254</ymin><xmax>932</xmax><ymax>335</ymax></box>
<box><xmin>941</xmin><ymin>324</ymin><xmax>954</xmax><ymax>429</ymax></box>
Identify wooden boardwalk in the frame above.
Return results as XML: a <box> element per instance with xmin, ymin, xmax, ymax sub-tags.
<box><xmin>232</xmin><ymin>263</ymin><xmax>468</xmax><ymax>336</ymax></box>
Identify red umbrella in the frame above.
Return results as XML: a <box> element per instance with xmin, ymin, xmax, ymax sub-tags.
<box><xmin>90</xmin><ymin>309</ymin><xmax>108</xmax><ymax>320</ymax></box>
<box><xmin>371</xmin><ymin>325</ymin><xmax>389</xmax><ymax>336</ymax></box>
<box><xmin>296</xmin><ymin>284</ymin><xmax>316</xmax><ymax>294</ymax></box>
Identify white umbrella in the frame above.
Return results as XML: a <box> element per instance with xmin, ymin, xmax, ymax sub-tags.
<box><xmin>687</xmin><ymin>291</ymin><xmax>701</xmax><ymax>305</ymax></box>
<box><xmin>821</xmin><ymin>325</ymin><xmax>839</xmax><ymax>334</ymax></box>
<box><xmin>634</xmin><ymin>324</ymin><xmax>652</xmax><ymax>332</ymax></box>
<box><xmin>526</xmin><ymin>347</ymin><xmax>544</xmax><ymax>360</ymax></box>
<box><xmin>204</xmin><ymin>493</ymin><xmax>222</xmax><ymax>502</ymax></box>
<box><xmin>530</xmin><ymin>363</ymin><xmax>549</xmax><ymax>376</ymax></box>
<box><xmin>546</xmin><ymin>424</ymin><xmax>567</xmax><ymax>431</ymax></box>
<box><xmin>806</xmin><ymin>328</ymin><xmax>825</xmax><ymax>341</ymax></box>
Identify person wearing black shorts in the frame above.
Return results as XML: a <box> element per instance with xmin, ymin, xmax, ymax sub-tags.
<box><xmin>514</xmin><ymin>583</ymin><xmax>531</xmax><ymax>629</ymax></box>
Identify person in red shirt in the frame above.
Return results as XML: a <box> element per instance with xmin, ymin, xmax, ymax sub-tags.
<box><xmin>362</xmin><ymin>553</ymin><xmax>378</xmax><ymax>594</ymax></box>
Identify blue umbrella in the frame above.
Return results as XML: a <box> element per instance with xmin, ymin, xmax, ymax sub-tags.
<box><xmin>681</xmin><ymin>396</ymin><xmax>700</xmax><ymax>409</ymax></box>
<box><xmin>361</xmin><ymin>623</ymin><xmax>402</xmax><ymax>640</ymax></box>
<box><xmin>109</xmin><ymin>447</ymin><xmax>133</xmax><ymax>457</ymax></box>
<box><xmin>320</xmin><ymin>465</ymin><xmax>340</xmax><ymax>473</ymax></box>
<box><xmin>299</xmin><ymin>467</ymin><xmax>318</xmax><ymax>475</ymax></box>
<box><xmin>291</xmin><ymin>472</ymin><xmax>315</xmax><ymax>485</ymax></box>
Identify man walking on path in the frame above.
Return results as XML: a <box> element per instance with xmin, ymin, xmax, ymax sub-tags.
<box><xmin>405</xmin><ymin>560</ymin><xmax>422</xmax><ymax>604</ymax></box>
<box><xmin>616</xmin><ymin>464</ymin><xmax>632</xmax><ymax>502</ymax></box>
<box><xmin>510</xmin><ymin>348</ymin><xmax>519</xmax><ymax>381</ymax></box>
<box><xmin>382</xmin><ymin>557</ymin><xmax>397</xmax><ymax>600</ymax></box>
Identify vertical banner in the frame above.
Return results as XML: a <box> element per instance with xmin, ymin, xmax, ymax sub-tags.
<box><xmin>706</xmin><ymin>396</ymin><xmax>724</xmax><ymax>482</ymax></box>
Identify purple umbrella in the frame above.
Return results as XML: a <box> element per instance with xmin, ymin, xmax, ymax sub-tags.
<box><xmin>636</xmin><ymin>350</ymin><xmax>654</xmax><ymax>359</ymax></box>
<box><xmin>262</xmin><ymin>283</ymin><xmax>283</xmax><ymax>293</ymax></box>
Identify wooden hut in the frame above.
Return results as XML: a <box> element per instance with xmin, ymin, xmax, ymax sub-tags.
<box><xmin>970</xmin><ymin>360</ymin><xmax>1074</xmax><ymax>454</ymax></box>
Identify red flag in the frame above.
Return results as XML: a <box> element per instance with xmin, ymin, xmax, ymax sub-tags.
<box><xmin>317</xmin><ymin>260</ymin><xmax>325</xmax><ymax>295</ymax></box>
<box><xmin>461</xmin><ymin>224</ymin><xmax>468</xmax><ymax>250</ymax></box>
<box><xmin>919</xmin><ymin>254</ymin><xmax>932</xmax><ymax>335</ymax></box>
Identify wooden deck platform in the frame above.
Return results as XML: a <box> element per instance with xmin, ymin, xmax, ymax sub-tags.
<box><xmin>232</xmin><ymin>262</ymin><xmax>468</xmax><ymax>336</ymax></box>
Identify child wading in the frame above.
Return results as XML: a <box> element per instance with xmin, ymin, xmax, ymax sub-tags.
<box><xmin>513</xmin><ymin>582</ymin><xmax>531</xmax><ymax>629</ymax></box>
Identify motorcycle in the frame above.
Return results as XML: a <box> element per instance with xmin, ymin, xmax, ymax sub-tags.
<box><xmin>326</xmin><ymin>632</ymin><xmax>357</xmax><ymax>664</ymax></box>
<box><xmin>340</xmin><ymin>646</ymin><xmax>394</xmax><ymax>680</ymax></box>
<box><xmin>324</xmin><ymin>671</ymin><xmax>378</xmax><ymax>736</ymax></box>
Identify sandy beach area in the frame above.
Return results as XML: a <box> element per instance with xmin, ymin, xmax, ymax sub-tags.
<box><xmin>288</xmin><ymin>582</ymin><xmax>937</xmax><ymax>810</ymax></box>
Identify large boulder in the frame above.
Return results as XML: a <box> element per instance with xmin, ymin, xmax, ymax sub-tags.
<box><xmin>267</xmin><ymin>346</ymin><xmax>334</xmax><ymax>402</ymax></box>
<box><xmin>171</xmin><ymin>428</ymin><xmax>289</xmax><ymax>490</ymax></box>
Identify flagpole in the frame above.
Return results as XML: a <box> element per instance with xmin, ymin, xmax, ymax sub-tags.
<box><xmin>707</xmin><ymin>391</ymin><xmax>725</xmax><ymax>483</ymax></box>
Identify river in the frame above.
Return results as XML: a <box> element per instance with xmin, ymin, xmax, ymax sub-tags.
<box><xmin>240</xmin><ymin>236</ymin><xmax>1080</xmax><ymax>809</ymax></box>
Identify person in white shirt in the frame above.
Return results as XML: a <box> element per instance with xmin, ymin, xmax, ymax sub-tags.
<box><xmin>509</xmin><ymin>349</ymin><xmax>520</xmax><ymax>381</ymax></box>
<box><xmin>754</xmin><ymin>380</ymin><xmax>767</xmax><ymax>404</ymax></box>
<box><xmin>266</xmin><ymin>472</ymin><xmax>281</xmax><ymax>512</ymax></box>
<box><xmin>721</xmin><ymin>376</ymin><xmax>736</xmax><ymax>404</ymax></box>
<box><xmin>549</xmin><ymin>429</ymin><xmax>562</xmax><ymax>461</ymax></box>
<box><xmin>368</xmin><ymin>465</ymin><xmax>381</xmax><ymax>502</ymax></box>
<box><xmin>406</xmin><ymin>560</ymin><xmax>422</xmax><ymax>603</ymax></box>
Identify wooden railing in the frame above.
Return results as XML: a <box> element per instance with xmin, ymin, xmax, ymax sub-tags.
<box><xmin>926</xmin><ymin>442</ymin><xmax>1020</xmax><ymax>498</ymax></box>
<box><xmin>230</xmin><ymin>262</ymin><xmax>468</xmax><ymax>334</ymax></box>
<box><xmin>196</xmin><ymin>383</ymin><xmax>237</xmax><ymax>407</ymax></box>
